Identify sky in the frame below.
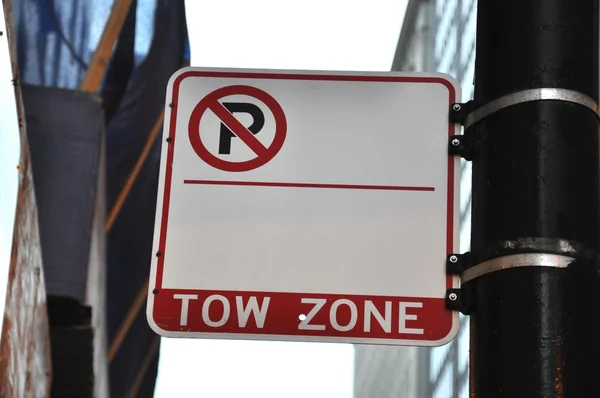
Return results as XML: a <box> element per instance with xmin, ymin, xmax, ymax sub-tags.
<box><xmin>154</xmin><ymin>1</ymin><xmax>408</xmax><ymax>397</ymax></box>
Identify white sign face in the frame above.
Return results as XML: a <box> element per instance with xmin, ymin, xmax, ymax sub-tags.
<box><xmin>148</xmin><ymin>68</ymin><xmax>460</xmax><ymax>346</ymax></box>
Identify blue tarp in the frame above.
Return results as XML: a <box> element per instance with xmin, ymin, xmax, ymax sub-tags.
<box><xmin>14</xmin><ymin>0</ymin><xmax>162</xmax><ymax>88</ymax></box>
<box><xmin>105</xmin><ymin>1</ymin><xmax>189</xmax><ymax>396</ymax></box>
<box><xmin>14</xmin><ymin>0</ymin><xmax>189</xmax><ymax>396</ymax></box>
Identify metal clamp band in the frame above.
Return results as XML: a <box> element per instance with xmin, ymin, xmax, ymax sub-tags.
<box><xmin>461</xmin><ymin>253</ymin><xmax>575</xmax><ymax>284</ymax></box>
<box><xmin>465</xmin><ymin>88</ymin><xmax>599</xmax><ymax>129</ymax></box>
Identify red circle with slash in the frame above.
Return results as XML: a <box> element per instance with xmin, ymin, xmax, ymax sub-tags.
<box><xmin>188</xmin><ymin>85</ymin><xmax>287</xmax><ymax>172</ymax></box>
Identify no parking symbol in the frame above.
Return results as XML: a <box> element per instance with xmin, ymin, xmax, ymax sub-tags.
<box><xmin>187</xmin><ymin>85</ymin><xmax>287</xmax><ymax>172</ymax></box>
<box><xmin>151</xmin><ymin>68</ymin><xmax>461</xmax><ymax>346</ymax></box>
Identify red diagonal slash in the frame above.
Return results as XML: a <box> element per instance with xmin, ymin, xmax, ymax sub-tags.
<box><xmin>188</xmin><ymin>85</ymin><xmax>287</xmax><ymax>172</ymax></box>
<box><xmin>208</xmin><ymin>101</ymin><xmax>269</xmax><ymax>157</ymax></box>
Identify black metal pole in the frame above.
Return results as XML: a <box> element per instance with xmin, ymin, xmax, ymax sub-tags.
<box><xmin>468</xmin><ymin>0</ymin><xmax>600</xmax><ymax>396</ymax></box>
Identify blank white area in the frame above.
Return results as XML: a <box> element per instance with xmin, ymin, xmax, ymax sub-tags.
<box><xmin>165</xmin><ymin>186</ymin><xmax>444</xmax><ymax>297</ymax></box>
<box><xmin>154</xmin><ymin>339</ymin><xmax>355</xmax><ymax>398</ymax></box>
<box><xmin>155</xmin><ymin>1</ymin><xmax>408</xmax><ymax>397</ymax></box>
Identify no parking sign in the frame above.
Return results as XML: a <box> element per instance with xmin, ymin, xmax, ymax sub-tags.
<box><xmin>148</xmin><ymin>67</ymin><xmax>461</xmax><ymax>346</ymax></box>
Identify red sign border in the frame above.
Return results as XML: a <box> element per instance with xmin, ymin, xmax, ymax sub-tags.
<box><xmin>188</xmin><ymin>84</ymin><xmax>287</xmax><ymax>172</ymax></box>
<box><xmin>150</xmin><ymin>70</ymin><xmax>459</xmax><ymax>346</ymax></box>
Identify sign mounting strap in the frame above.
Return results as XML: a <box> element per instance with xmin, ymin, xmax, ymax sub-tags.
<box><xmin>460</xmin><ymin>253</ymin><xmax>575</xmax><ymax>284</ymax></box>
<box><xmin>464</xmin><ymin>88</ymin><xmax>600</xmax><ymax>129</ymax></box>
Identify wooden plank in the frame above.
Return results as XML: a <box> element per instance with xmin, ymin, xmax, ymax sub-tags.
<box><xmin>0</xmin><ymin>146</ymin><xmax>51</xmax><ymax>398</ymax></box>
<box><xmin>0</xmin><ymin>1</ymin><xmax>51</xmax><ymax>397</ymax></box>
<box><xmin>106</xmin><ymin>60</ymin><xmax>190</xmax><ymax>361</ymax></box>
<box><xmin>108</xmin><ymin>280</ymin><xmax>148</xmax><ymax>363</ymax></box>
<box><xmin>128</xmin><ymin>336</ymin><xmax>160</xmax><ymax>398</ymax></box>
<box><xmin>105</xmin><ymin>112</ymin><xmax>163</xmax><ymax>363</ymax></box>
<box><xmin>106</xmin><ymin>110</ymin><xmax>164</xmax><ymax>231</ymax></box>
<box><xmin>80</xmin><ymin>0</ymin><xmax>134</xmax><ymax>93</ymax></box>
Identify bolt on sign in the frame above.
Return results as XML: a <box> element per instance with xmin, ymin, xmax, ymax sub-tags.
<box><xmin>148</xmin><ymin>68</ymin><xmax>461</xmax><ymax>346</ymax></box>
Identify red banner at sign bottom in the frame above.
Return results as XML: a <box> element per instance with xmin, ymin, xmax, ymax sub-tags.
<box><xmin>151</xmin><ymin>289</ymin><xmax>452</xmax><ymax>342</ymax></box>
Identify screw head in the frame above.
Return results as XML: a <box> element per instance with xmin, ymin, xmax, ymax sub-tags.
<box><xmin>449</xmin><ymin>255</ymin><xmax>458</xmax><ymax>263</ymax></box>
<box><xmin>451</xmin><ymin>138</ymin><xmax>460</xmax><ymax>147</ymax></box>
<box><xmin>452</xmin><ymin>104</ymin><xmax>461</xmax><ymax>112</ymax></box>
<box><xmin>449</xmin><ymin>292</ymin><xmax>458</xmax><ymax>301</ymax></box>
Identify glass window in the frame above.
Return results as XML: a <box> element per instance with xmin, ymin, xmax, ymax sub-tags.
<box><xmin>429</xmin><ymin>342</ymin><xmax>451</xmax><ymax>380</ymax></box>
<box><xmin>447</xmin><ymin>0</ymin><xmax>458</xmax><ymax>20</ymax></box>
<box><xmin>461</xmin><ymin>8</ymin><xmax>477</xmax><ymax>66</ymax></box>
<box><xmin>459</xmin><ymin>161</ymin><xmax>472</xmax><ymax>217</ymax></box>
<box><xmin>433</xmin><ymin>363</ymin><xmax>454</xmax><ymax>398</ymax></box>
<box><xmin>435</xmin><ymin>18</ymin><xmax>448</xmax><ymax>60</ymax></box>
<box><xmin>460</xmin><ymin>203</ymin><xmax>472</xmax><ymax>254</ymax></box>
<box><xmin>458</xmin><ymin>317</ymin><xmax>470</xmax><ymax>371</ymax></box>
<box><xmin>459</xmin><ymin>375</ymin><xmax>469</xmax><ymax>398</ymax></box>
<box><xmin>461</xmin><ymin>49</ymin><xmax>476</xmax><ymax>100</ymax></box>
<box><xmin>437</xmin><ymin>0</ymin><xmax>447</xmax><ymax>17</ymax></box>
<box><xmin>462</xmin><ymin>0</ymin><xmax>475</xmax><ymax>18</ymax></box>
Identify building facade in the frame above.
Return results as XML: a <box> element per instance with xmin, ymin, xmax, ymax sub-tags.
<box><xmin>354</xmin><ymin>0</ymin><xmax>477</xmax><ymax>396</ymax></box>
<box><xmin>353</xmin><ymin>345</ymin><xmax>425</xmax><ymax>398</ymax></box>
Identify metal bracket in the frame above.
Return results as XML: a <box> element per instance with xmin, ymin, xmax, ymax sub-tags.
<box><xmin>446</xmin><ymin>252</ymin><xmax>472</xmax><ymax>275</ymax></box>
<box><xmin>445</xmin><ymin>252</ymin><xmax>473</xmax><ymax>315</ymax></box>
<box><xmin>452</xmin><ymin>89</ymin><xmax>599</xmax><ymax>130</ymax></box>
<box><xmin>448</xmin><ymin>102</ymin><xmax>476</xmax><ymax>161</ymax></box>
<box><xmin>448</xmin><ymin>89</ymin><xmax>598</xmax><ymax>159</ymax></box>
<box><xmin>448</xmin><ymin>134</ymin><xmax>475</xmax><ymax>161</ymax></box>
<box><xmin>449</xmin><ymin>100</ymin><xmax>475</xmax><ymax>125</ymax></box>
<box><xmin>461</xmin><ymin>253</ymin><xmax>575</xmax><ymax>284</ymax></box>
<box><xmin>445</xmin><ymin>252</ymin><xmax>575</xmax><ymax>315</ymax></box>
<box><xmin>465</xmin><ymin>88</ymin><xmax>599</xmax><ymax>128</ymax></box>
<box><xmin>446</xmin><ymin>287</ymin><xmax>473</xmax><ymax>315</ymax></box>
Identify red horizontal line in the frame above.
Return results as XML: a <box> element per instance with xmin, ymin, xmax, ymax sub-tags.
<box><xmin>183</xmin><ymin>180</ymin><xmax>435</xmax><ymax>192</ymax></box>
